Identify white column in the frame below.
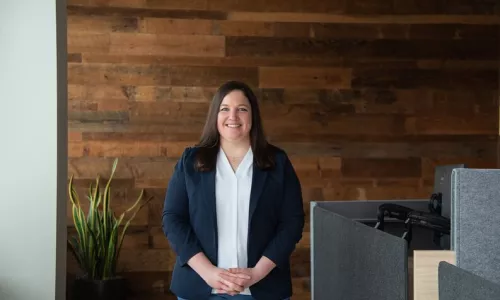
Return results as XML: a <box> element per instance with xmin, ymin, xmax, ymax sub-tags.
<box><xmin>0</xmin><ymin>0</ymin><xmax>67</xmax><ymax>299</ymax></box>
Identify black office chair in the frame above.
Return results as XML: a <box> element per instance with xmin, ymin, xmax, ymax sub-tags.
<box><xmin>374</xmin><ymin>192</ymin><xmax>450</xmax><ymax>248</ymax></box>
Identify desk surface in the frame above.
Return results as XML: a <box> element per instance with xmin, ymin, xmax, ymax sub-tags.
<box><xmin>413</xmin><ymin>250</ymin><xmax>456</xmax><ymax>300</ymax></box>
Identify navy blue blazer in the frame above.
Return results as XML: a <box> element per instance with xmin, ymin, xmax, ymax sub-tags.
<box><xmin>162</xmin><ymin>145</ymin><xmax>305</xmax><ymax>300</ymax></box>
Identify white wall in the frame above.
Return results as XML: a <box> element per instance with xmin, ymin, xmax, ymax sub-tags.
<box><xmin>0</xmin><ymin>0</ymin><xmax>67</xmax><ymax>299</ymax></box>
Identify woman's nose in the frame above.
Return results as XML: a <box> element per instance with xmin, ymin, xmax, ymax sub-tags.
<box><xmin>229</xmin><ymin>109</ymin><xmax>238</xmax><ymax>119</ymax></box>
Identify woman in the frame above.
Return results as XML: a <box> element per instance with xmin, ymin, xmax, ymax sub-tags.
<box><xmin>162</xmin><ymin>81</ymin><xmax>305</xmax><ymax>300</ymax></box>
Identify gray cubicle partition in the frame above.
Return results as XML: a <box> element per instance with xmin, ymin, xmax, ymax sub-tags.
<box><xmin>451</xmin><ymin>168</ymin><xmax>500</xmax><ymax>285</ymax></box>
<box><xmin>438</xmin><ymin>261</ymin><xmax>500</xmax><ymax>300</ymax></box>
<box><xmin>311</xmin><ymin>204</ymin><xmax>410</xmax><ymax>300</ymax></box>
<box><xmin>433</xmin><ymin>164</ymin><xmax>465</xmax><ymax>249</ymax></box>
<box><xmin>434</xmin><ymin>164</ymin><xmax>465</xmax><ymax>220</ymax></box>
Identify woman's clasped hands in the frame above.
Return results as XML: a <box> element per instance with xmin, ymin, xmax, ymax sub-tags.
<box><xmin>202</xmin><ymin>266</ymin><xmax>264</xmax><ymax>296</ymax></box>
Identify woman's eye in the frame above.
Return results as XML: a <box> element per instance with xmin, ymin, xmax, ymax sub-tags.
<box><xmin>220</xmin><ymin>107</ymin><xmax>247</xmax><ymax>112</ymax></box>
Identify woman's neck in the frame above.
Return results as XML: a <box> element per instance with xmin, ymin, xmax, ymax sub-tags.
<box><xmin>220</xmin><ymin>138</ymin><xmax>251</xmax><ymax>158</ymax></box>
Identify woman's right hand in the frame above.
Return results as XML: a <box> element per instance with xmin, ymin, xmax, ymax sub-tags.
<box><xmin>201</xmin><ymin>266</ymin><xmax>250</xmax><ymax>295</ymax></box>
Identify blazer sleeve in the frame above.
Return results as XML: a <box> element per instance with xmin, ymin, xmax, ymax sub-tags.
<box><xmin>262</xmin><ymin>154</ymin><xmax>305</xmax><ymax>268</ymax></box>
<box><xmin>162</xmin><ymin>148</ymin><xmax>203</xmax><ymax>266</ymax></box>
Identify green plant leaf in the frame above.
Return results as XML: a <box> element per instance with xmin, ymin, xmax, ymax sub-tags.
<box><xmin>67</xmin><ymin>158</ymin><xmax>151</xmax><ymax>281</ymax></box>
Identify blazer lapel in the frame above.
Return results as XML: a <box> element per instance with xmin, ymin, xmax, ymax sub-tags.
<box><xmin>201</xmin><ymin>169</ymin><xmax>217</xmax><ymax>233</ymax></box>
<box><xmin>249</xmin><ymin>165</ymin><xmax>268</xmax><ymax>222</ymax></box>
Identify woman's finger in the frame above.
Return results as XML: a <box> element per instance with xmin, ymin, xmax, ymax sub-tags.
<box><xmin>225</xmin><ymin>269</ymin><xmax>251</xmax><ymax>279</ymax></box>
<box><xmin>229</xmin><ymin>268</ymin><xmax>243</xmax><ymax>272</ymax></box>
<box><xmin>220</xmin><ymin>272</ymin><xmax>250</xmax><ymax>282</ymax></box>
<box><xmin>220</xmin><ymin>278</ymin><xmax>243</xmax><ymax>292</ymax></box>
<box><xmin>221</xmin><ymin>271</ymin><xmax>251</xmax><ymax>279</ymax></box>
<box><xmin>215</xmin><ymin>288</ymin><xmax>234</xmax><ymax>295</ymax></box>
<box><xmin>229</xmin><ymin>268</ymin><xmax>250</xmax><ymax>274</ymax></box>
<box><xmin>216</xmin><ymin>281</ymin><xmax>236</xmax><ymax>294</ymax></box>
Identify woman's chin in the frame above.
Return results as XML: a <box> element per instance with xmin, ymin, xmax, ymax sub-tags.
<box><xmin>221</xmin><ymin>133</ymin><xmax>249</xmax><ymax>143</ymax></box>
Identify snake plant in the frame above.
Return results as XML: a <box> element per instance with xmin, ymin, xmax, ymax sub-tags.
<box><xmin>67</xmin><ymin>158</ymin><xmax>151</xmax><ymax>280</ymax></box>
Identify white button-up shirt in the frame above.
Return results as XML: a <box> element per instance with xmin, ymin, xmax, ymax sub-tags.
<box><xmin>213</xmin><ymin>147</ymin><xmax>253</xmax><ymax>295</ymax></box>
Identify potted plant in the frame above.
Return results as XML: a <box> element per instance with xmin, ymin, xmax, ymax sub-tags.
<box><xmin>67</xmin><ymin>158</ymin><xmax>151</xmax><ymax>300</ymax></box>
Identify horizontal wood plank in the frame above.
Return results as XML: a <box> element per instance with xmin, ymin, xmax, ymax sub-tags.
<box><xmin>139</xmin><ymin>18</ymin><xmax>212</xmax><ymax>35</ymax></box>
<box><xmin>134</xmin><ymin>86</ymin><xmax>217</xmax><ymax>102</ymax></box>
<box><xmin>208</xmin><ymin>0</ymin><xmax>345</xmax><ymax>13</ymax></box>
<box><xmin>322</xmin><ymin>185</ymin><xmax>434</xmax><ymax>201</ymax></box>
<box><xmin>227</xmin><ymin>12</ymin><xmax>500</xmax><ymax>24</ymax></box>
<box><xmin>226</xmin><ymin>37</ymin><xmax>499</xmax><ymax>60</ymax></box>
<box><xmin>340</xmin><ymin>141</ymin><xmax>498</xmax><ymax>159</ymax></box>
<box><xmin>78</xmin><ymin>52</ymin><xmax>497</xmax><ymax>70</ymax></box>
<box><xmin>68</xmin><ymin>0</ymin><xmax>208</xmax><ymax>11</ymax></box>
<box><xmin>68</xmin><ymin>110</ymin><xmax>129</xmax><ymax>122</ymax></box>
<box><xmin>116</xmin><ymin>271</ymin><xmax>173</xmax><ymax>297</ymax></box>
<box><xmin>68</xmin><ymin>0</ymin><xmax>500</xmax><ymax>15</ymax></box>
<box><xmin>68</xmin><ymin>84</ymin><xmax>131</xmax><ymax>101</ymax></box>
<box><xmin>129</xmin><ymin>102</ymin><xmax>210</xmax><ymax>124</ymax></box>
<box><xmin>421</xmin><ymin>157</ymin><xmax>497</xmax><ymax>179</ymax></box>
<box><xmin>345</xmin><ymin>0</ymin><xmax>394</xmax><ymax>14</ymax></box>
<box><xmin>405</xmin><ymin>115</ymin><xmax>498</xmax><ymax>135</ymax></box>
<box><xmin>342</xmin><ymin>158</ymin><xmax>422</xmax><ymax>178</ymax></box>
<box><xmin>68</xmin><ymin>63</ymin><xmax>259</xmax><ymax>87</ymax></box>
<box><xmin>69</xmin><ymin>99</ymin><xmax>129</xmax><ymax>112</ymax></box>
<box><xmin>67</xmin><ymin>15</ymin><xmax>139</xmax><ymax>32</ymax></box>
<box><xmin>352</xmin><ymin>68</ymin><xmax>498</xmax><ymax>89</ymax></box>
<box><xmin>215</xmin><ymin>20</ymin><xmax>274</xmax><ymax>37</ymax></box>
<box><xmin>266</xmin><ymin>114</ymin><xmax>407</xmax><ymax>136</ymax></box>
<box><xmin>259</xmin><ymin>67</ymin><xmax>352</xmax><ymax>88</ymax></box>
<box><xmin>69</xmin><ymin>85</ymin><xmax>497</xmax><ymax>110</ymax></box>
<box><xmin>68</xmin><ymin>157</ymin><xmax>177</xmax><ymax>179</ymax></box>
<box><xmin>117</xmin><ymin>249</ymin><xmax>176</xmax><ymax>272</ymax></box>
<box><xmin>68</xmin><ymin>5</ymin><xmax>227</xmax><ymax>19</ymax></box>
<box><xmin>69</xmin><ymin>140</ymin><xmax>194</xmax><ymax>158</ymax></box>
<box><xmin>109</xmin><ymin>33</ymin><xmax>225</xmax><ymax>57</ymax></box>
<box><xmin>68</xmin><ymin>32</ymin><xmax>110</xmax><ymax>53</ymax></box>
<box><xmin>74</xmin><ymin>132</ymin><xmax>499</xmax><ymax>143</ymax></box>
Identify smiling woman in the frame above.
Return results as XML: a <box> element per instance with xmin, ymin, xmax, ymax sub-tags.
<box><xmin>193</xmin><ymin>81</ymin><xmax>274</xmax><ymax>173</ymax></box>
<box><xmin>161</xmin><ymin>80</ymin><xmax>304</xmax><ymax>300</ymax></box>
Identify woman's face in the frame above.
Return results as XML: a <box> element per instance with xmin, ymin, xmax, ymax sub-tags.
<box><xmin>217</xmin><ymin>90</ymin><xmax>252</xmax><ymax>143</ymax></box>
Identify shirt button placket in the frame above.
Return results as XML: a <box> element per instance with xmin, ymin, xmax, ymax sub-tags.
<box><xmin>233</xmin><ymin>174</ymin><xmax>238</xmax><ymax>267</ymax></box>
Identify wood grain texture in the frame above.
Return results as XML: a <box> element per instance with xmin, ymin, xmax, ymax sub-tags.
<box><xmin>413</xmin><ymin>251</ymin><xmax>456</xmax><ymax>300</ymax></box>
<box><xmin>66</xmin><ymin>1</ymin><xmax>499</xmax><ymax>299</ymax></box>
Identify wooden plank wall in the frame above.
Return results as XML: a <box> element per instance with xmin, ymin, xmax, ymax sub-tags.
<box><xmin>66</xmin><ymin>1</ymin><xmax>500</xmax><ymax>299</ymax></box>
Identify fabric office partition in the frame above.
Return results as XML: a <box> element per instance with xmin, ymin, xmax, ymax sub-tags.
<box><xmin>433</xmin><ymin>164</ymin><xmax>465</xmax><ymax>249</ymax></box>
<box><xmin>434</xmin><ymin>164</ymin><xmax>465</xmax><ymax>220</ymax></box>
<box><xmin>311</xmin><ymin>205</ymin><xmax>408</xmax><ymax>300</ymax></box>
<box><xmin>438</xmin><ymin>261</ymin><xmax>500</xmax><ymax>300</ymax></box>
<box><xmin>451</xmin><ymin>169</ymin><xmax>500</xmax><ymax>285</ymax></box>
